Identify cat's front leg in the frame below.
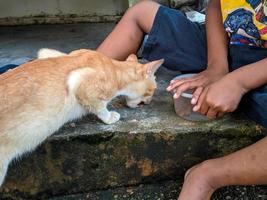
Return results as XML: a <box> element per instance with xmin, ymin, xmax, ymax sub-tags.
<box><xmin>75</xmin><ymin>82</ymin><xmax>120</xmax><ymax>124</ymax></box>
<box><xmin>96</xmin><ymin>107</ymin><xmax>120</xmax><ymax>125</ymax></box>
<box><xmin>78</xmin><ymin>98</ymin><xmax>120</xmax><ymax>124</ymax></box>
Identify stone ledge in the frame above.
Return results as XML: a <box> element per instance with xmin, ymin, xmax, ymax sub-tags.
<box><xmin>0</xmin><ymin>68</ymin><xmax>266</xmax><ymax>200</ymax></box>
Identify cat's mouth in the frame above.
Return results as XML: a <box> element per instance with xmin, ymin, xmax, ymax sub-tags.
<box><xmin>141</xmin><ymin>97</ymin><xmax>153</xmax><ymax>105</ymax></box>
<box><xmin>126</xmin><ymin>97</ymin><xmax>152</xmax><ymax>108</ymax></box>
<box><xmin>128</xmin><ymin>101</ymin><xmax>148</xmax><ymax>108</ymax></box>
<box><xmin>141</xmin><ymin>100</ymin><xmax>151</xmax><ymax>105</ymax></box>
<box><xmin>138</xmin><ymin>102</ymin><xmax>145</xmax><ymax>106</ymax></box>
<box><xmin>136</xmin><ymin>100</ymin><xmax>151</xmax><ymax>107</ymax></box>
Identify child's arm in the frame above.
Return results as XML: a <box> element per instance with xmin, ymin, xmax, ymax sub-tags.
<box><xmin>232</xmin><ymin>59</ymin><xmax>267</xmax><ymax>91</ymax></box>
<box><xmin>205</xmin><ymin>0</ymin><xmax>229</xmax><ymax>74</ymax></box>
<box><xmin>167</xmin><ymin>0</ymin><xmax>229</xmax><ymax>102</ymax></box>
<box><xmin>193</xmin><ymin>59</ymin><xmax>267</xmax><ymax>118</ymax></box>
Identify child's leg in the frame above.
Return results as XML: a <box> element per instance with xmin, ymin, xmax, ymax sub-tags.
<box><xmin>178</xmin><ymin>135</ymin><xmax>267</xmax><ymax>200</ymax></box>
<box><xmin>97</xmin><ymin>1</ymin><xmax>160</xmax><ymax>60</ymax></box>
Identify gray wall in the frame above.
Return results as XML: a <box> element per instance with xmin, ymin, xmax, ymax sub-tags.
<box><xmin>0</xmin><ymin>0</ymin><xmax>129</xmax><ymax>25</ymax></box>
<box><xmin>0</xmin><ymin>0</ymin><xmax>200</xmax><ymax>25</ymax></box>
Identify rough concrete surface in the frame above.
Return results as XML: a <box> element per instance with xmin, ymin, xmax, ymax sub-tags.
<box><xmin>49</xmin><ymin>181</ymin><xmax>267</xmax><ymax>200</ymax></box>
<box><xmin>0</xmin><ymin>23</ymin><xmax>267</xmax><ymax>200</ymax></box>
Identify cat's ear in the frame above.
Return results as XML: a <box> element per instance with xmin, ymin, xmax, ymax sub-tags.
<box><xmin>126</xmin><ymin>54</ymin><xmax>138</xmax><ymax>62</ymax></box>
<box><xmin>144</xmin><ymin>59</ymin><xmax>164</xmax><ymax>77</ymax></box>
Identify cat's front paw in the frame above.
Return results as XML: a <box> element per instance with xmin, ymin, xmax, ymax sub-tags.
<box><xmin>126</xmin><ymin>98</ymin><xmax>141</xmax><ymax>108</ymax></box>
<box><xmin>127</xmin><ymin>102</ymin><xmax>139</xmax><ymax>108</ymax></box>
<box><xmin>103</xmin><ymin>111</ymin><xmax>120</xmax><ymax>124</ymax></box>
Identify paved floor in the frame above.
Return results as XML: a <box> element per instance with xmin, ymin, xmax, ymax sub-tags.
<box><xmin>50</xmin><ymin>181</ymin><xmax>267</xmax><ymax>200</ymax></box>
<box><xmin>0</xmin><ymin>23</ymin><xmax>115</xmax><ymax>66</ymax></box>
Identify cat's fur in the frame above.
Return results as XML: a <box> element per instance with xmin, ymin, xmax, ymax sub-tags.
<box><xmin>0</xmin><ymin>48</ymin><xmax>164</xmax><ymax>186</ymax></box>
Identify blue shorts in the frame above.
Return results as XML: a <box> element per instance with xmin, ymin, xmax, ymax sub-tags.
<box><xmin>141</xmin><ymin>6</ymin><xmax>267</xmax><ymax>127</ymax></box>
<box><xmin>141</xmin><ymin>6</ymin><xmax>207</xmax><ymax>72</ymax></box>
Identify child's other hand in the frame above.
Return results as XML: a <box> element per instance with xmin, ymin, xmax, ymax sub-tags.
<box><xmin>167</xmin><ymin>69</ymin><xmax>227</xmax><ymax>104</ymax></box>
<box><xmin>193</xmin><ymin>74</ymin><xmax>247</xmax><ymax>119</ymax></box>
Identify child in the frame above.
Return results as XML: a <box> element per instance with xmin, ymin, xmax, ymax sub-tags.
<box><xmin>97</xmin><ymin>0</ymin><xmax>267</xmax><ymax>199</ymax></box>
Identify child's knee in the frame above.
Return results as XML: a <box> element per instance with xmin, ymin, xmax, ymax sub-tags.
<box><xmin>125</xmin><ymin>0</ymin><xmax>159</xmax><ymax>19</ymax></box>
<box><xmin>125</xmin><ymin>1</ymin><xmax>160</xmax><ymax>32</ymax></box>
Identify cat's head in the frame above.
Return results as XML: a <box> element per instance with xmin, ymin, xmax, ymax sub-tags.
<box><xmin>123</xmin><ymin>54</ymin><xmax>164</xmax><ymax>108</ymax></box>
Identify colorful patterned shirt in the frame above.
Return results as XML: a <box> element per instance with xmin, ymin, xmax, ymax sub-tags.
<box><xmin>221</xmin><ymin>0</ymin><xmax>267</xmax><ymax>48</ymax></box>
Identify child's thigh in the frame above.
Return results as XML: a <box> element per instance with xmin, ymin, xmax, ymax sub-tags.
<box><xmin>141</xmin><ymin>6</ymin><xmax>207</xmax><ymax>72</ymax></box>
<box><xmin>241</xmin><ymin>85</ymin><xmax>267</xmax><ymax>128</ymax></box>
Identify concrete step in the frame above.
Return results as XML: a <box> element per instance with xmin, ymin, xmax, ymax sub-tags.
<box><xmin>0</xmin><ymin>67</ymin><xmax>266</xmax><ymax>199</ymax></box>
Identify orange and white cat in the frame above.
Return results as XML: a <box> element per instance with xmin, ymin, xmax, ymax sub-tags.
<box><xmin>0</xmin><ymin>48</ymin><xmax>164</xmax><ymax>186</ymax></box>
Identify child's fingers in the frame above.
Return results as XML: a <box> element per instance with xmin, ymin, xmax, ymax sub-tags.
<box><xmin>193</xmin><ymin>88</ymin><xmax>207</xmax><ymax>112</ymax></box>
<box><xmin>173</xmin><ymin>91</ymin><xmax>181</xmax><ymax>99</ymax></box>
<box><xmin>170</xmin><ymin>76</ymin><xmax>195</xmax><ymax>84</ymax></box>
<box><xmin>193</xmin><ymin>102</ymin><xmax>201</xmax><ymax>112</ymax></box>
<box><xmin>191</xmin><ymin>87</ymin><xmax>203</xmax><ymax>105</ymax></box>
<box><xmin>170</xmin><ymin>79</ymin><xmax>201</xmax><ymax>94</ymax></box>
<box><xmin>200</xmin><ymin>102</ymin><xmax>209</xmax><ymax>115</ymax></box>
<box><xmin>173</xmin><ymin>81</ymin><xmax>200</xmax><ymax>99</ymax></box>
<box><xmin>206</xmin><ymin>108</ymin><xmax>218</xmax><ymax>119</ymax></box>
<box><xmin>167</xmin><ymin>79</ymin><xmax>188</xmax><ymax>91</ymax></box>
<box><xmin>217</xmin><ymin>112</ymin><xmax>225</xmax><ymax>118</ymax></box>
<box><xmin>168</xmin><ymin>76</ymin><xmax>198</xmax><ymax>91</ymax></box>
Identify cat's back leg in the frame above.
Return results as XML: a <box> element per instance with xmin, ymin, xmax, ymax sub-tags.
<box><xmin>0</xmin><ymin>159</ymin><xmax>8</xmax><ymax>186</ymax></box>
<box><xmin>0</xmin><ymin>146</ymin><xmax>11</xmax><ymax>187</ymax></box>
<box><xmin>0</xmin><ymin>131</ymin><xmax>20</xmax><ymax>187</ymax></box>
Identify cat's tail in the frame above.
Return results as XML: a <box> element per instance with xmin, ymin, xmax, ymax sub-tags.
<box><xmin>38</xmin><ymin>48</ymin><xmax>67</xmax><ymax>59</ymax></box>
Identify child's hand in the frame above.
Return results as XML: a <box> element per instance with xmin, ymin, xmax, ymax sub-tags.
<box><xmin>193</xmin><ymin>74</ymin><xmax>248</xmax><ymax>119</ymax></box>
<box><xmin>167</xmin><ymin>69</ymin><xmax>227</xmax><ymax>104</ymax></box>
